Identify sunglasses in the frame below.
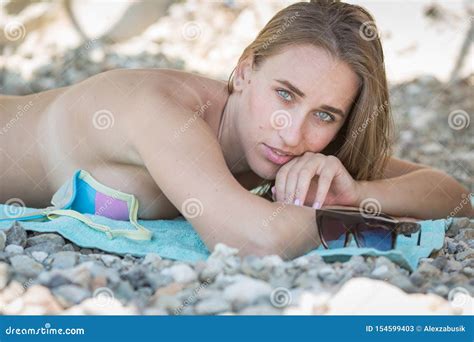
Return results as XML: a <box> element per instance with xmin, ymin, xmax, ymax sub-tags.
<box><xmin>316</xmin><ymin>208</ymin><xmax>421</xmax><ymax>251</ymax></box>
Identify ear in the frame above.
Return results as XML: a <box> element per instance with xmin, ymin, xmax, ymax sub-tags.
<box><xmin>233</xmin><ymin>55</ymin><xmax>254</xmax><ymax>92</ymax></box>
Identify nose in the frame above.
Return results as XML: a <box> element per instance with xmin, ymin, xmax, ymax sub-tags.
<box><xmin>277</xmin><ymin>111</ymin><xmax>305</xmax><ymax>148</ymax></box>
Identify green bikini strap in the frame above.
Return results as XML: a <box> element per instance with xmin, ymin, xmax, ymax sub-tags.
<box><xmin>46</xmin><ymin>209</ymin><xmax>153</xmax><ymax>241</ymax></box>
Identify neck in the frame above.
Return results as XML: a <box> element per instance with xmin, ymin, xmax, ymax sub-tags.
<box><xmin>217</xmin><ymin>91</ymin><xmax>250</xmax><ymax>176</ymax></box>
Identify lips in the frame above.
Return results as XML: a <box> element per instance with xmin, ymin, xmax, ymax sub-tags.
<box><xmin>263</xmin><ymin>144</ymin><xmax>294</xmax><ymax>165</ymax></box>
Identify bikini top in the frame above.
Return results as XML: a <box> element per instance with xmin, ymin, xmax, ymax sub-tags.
<box><xmin>0</xmin><ymin>169</ymin><xmax>153</xmax><ymax>241</ymax></box>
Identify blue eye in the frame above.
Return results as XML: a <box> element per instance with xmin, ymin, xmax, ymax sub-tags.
<box><xmin>315</xmin><ymin>111</ymin><xmax>335</xmax><ymax>122</ymax></box>
<box><xmin>276</xmin><ymin>89</ymin><xmax>292</xmax><ymax>102</ymax></box>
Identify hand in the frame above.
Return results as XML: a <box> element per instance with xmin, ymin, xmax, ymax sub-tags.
<box><xmin>271</xmin><ymin>152</ymin><xmax>361</xmax><ymax>208</ymax></box>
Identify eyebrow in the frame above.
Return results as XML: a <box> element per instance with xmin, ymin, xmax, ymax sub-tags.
<box><xmin>274</xmin><ymin>79</ymin><xmax>346</xmax><ymax>118</ymax></box>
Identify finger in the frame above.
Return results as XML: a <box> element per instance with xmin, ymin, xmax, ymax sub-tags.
<box><xmin>284</xmin><ymin>153</ymin><xmax>314</xmax><ymax>205</ymax></box>
<box><xmin>313</xmin><ymin>166</ymin><xmax>336</xmax><ymax>209</ymax></box>
<box><xmin>274</xmin><ymin>159</ymin><xmax>297</xmax><ymax>202</ymax></box>
<box><xmin>294</xmin><ymin>167</ymin><xmax>315</xmax><ymax>206</ymax></box>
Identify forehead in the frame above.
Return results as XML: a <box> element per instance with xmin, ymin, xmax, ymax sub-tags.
<box><xmin>258</xmin><ymin>44</ymin><xmax>360</xmax><ymax>110</ymax></box>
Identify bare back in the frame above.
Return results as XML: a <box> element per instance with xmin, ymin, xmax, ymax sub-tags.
<box><xmin>0</xmin><ymin>68</ymin><xmax>262</xmax><ymax>219</ymax></box>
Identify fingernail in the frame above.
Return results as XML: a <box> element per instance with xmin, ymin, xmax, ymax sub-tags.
<box><xmin>294</xmin><ymin>198</ymin><xmax>300</xmax><ymax>206</ymax></box>
<box><xmin>312</xmin><ymin>201</ymin><xmax>321</xmax><ymax>209</ymax></box>
<box><xmin>271</xmin><ymin>186</ymin><xmax>275</xmax><ymax>194</ymax></box>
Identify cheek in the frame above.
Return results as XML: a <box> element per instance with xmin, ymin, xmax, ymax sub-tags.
<box><xmin>305</xmin><ymin>126</ymin><xmax>340</xmax><ymax>151</ymax></box>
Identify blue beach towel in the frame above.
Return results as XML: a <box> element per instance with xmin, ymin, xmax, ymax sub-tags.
<box><xmin>0</xmin><ymin>203</ymin><xmax>452</xmax><ymax>271</ymax></box>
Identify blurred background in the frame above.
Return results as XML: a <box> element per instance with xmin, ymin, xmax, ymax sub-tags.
<box><xmin>1</xmin><ymin>0</ymin><xmax>473</xmax><ymax>192</ymax></box>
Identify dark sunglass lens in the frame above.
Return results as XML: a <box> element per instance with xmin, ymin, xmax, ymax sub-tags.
<box><xmin>320</xmin><ymin>216</ymin><xmax>348</xmax><ymax>248</ymax></box>
<box><xmin>355</xmin><ymin>224</ymin><xmax>393</xmax><ymax>251</ymax></box>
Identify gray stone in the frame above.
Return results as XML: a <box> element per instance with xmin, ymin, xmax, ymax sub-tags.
<box><xmin>142</xmin><ymin>253</ymin><xmax>162</xmax><ymax>268</ymax></box>
<box><xmin>53</xmin><ymin>285</ymin><xmax>91</xmax><ymax>307</ymax></box>
<box><xmin>223</xmin><ymin>276</ymin><xmax>272</xmax><ymax>309</ymax></box>
<box><xmin>9</xmin><ymin>254</ymin><xmax>44</xmax><ymax>278</ymax></box>
<box><xmin>145</xmin><ymin>272</ymin><xmax>173</xmax><ymax>291</ymax></box>
<box><xmin>432</xmin><ymin>256</ymin><xmax>448</xmax><ymax>269</ymax></box>
<box><xmin>455</xmin><ymin>249</ymin><xmax>474</xmax><ymax>261</ymax></box>
<box><xmin>112</xmin><ymin>280</ymin><xmax>136</xmax><ymax>302</ymax></box>
<box><xmin>318</xmin><ymin>266</ymin><xmax>336</xmax><ymax>280</ymax></box>
<box><xmin>31</xmin><ymin>251</ymin><xmax>48</xmax><ymax>263</ymax></box>
<box><xmin>199</xmin><ymin>259</ymin><xmax>223</xmax><ymax>282</ymax></box>
<box><xmin>416</xmin><ymin>262</ymin><xmax>441</xmax><ymax>278</ymax></box>
<box><xmin>432</xmin><ymin>284</ymin><xmax>449</xmax><ymax>297</ymax></box>
<box><xmin>5</xmin><ymin>244</ymin><xmax>24</xmax><ymax>255</ymax></box>
<box><xmin>5</xmin><ymin>222</ymin><xmax>27</xmax><ymax>247</ymax></box>
<box><xmin>162</xmin><ymin>264</ymin><xmax>197</xmax><ymax>283</ymax></box>
<box><xmin>100</xmin><ymin>254</ymin><xmax>120</xmax><ymax>267</ymax></box>
<box><xmin>24</xmin><ymin>240</ymin><xmax>64</xmax><ymax>254</ymax></box>
<box><xmin>51</xmin><ymin>251</ymin><xmax>78</xmax><ymax>269</ymax></box>
<box><xmin>446</xmin><ymin>240</ymin><xmax>458</xmax><ymax>254</ymax></box>
<box><xmin>26</xmin><ymin>233</ymin><xmax>65</xmax><ymax>247</ymax></box>
<box><xmin>389</xmin><ymin>274</ymin><xmax>417</xmax><ymax>293</ymax></box>
<box><xmin>455</xmin><ymin>228</ymin><xmax>474</xmax><ymax>241</ymax></box>
<box><xmin>461</xmin><ymin>267</ymin><xmax>474</xmax><ymax>277</ymax></box>
<box><xmin>371</xmin><ymin>265</ymin><xmax>390</xmax><ymax>279</ymax></box>
<box><xmin>0</xmin><ymin>262</ymin><xmax>11</xmax><ymax>290</ymax></box>
<box><xmin>61</xmin><ymin>243</ymin><xmax>76</xmax><ymax>252</ymax></box>
<box><xmin>444</xmin><ymin>259</ymin><xmax>462</xmax><ymax>273</ymax></box>
<box><xmin>0</xmin><ymin>231</ymin><xmax>6</xmax><ymax>252</ymax></box>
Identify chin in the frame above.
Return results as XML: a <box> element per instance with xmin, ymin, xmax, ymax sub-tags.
<box><xmin>247</xmin><ymin>148</ymin><xmax>278</xmax><ymax>180</ymax></box>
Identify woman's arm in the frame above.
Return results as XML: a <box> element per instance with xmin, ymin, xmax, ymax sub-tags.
<box><xmin>128</xmin><ymin>94</ymin><xmax>321</xmax><ymax>259</ymax></box>
<box><xmin>356</xmin><ymin>157</ymin><xmax>473</xmax><ymax>219</ymax></box>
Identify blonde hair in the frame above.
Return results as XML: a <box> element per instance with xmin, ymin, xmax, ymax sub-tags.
<box><xmin>229</xmin><ymin>0</ymin><xmax>394</xmax><ymax>197</ymax></box>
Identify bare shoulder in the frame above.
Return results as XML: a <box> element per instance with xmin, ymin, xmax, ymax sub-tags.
<box><xmin>381</xmin><ymin>156</ymin><xmax>430</xmax><ymax>179</ymax></box>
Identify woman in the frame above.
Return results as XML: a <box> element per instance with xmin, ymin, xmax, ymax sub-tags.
<box><xmin>0</xmin><ymin>1</ymin><xmax>471</xmax><ymax>258</ymax></box>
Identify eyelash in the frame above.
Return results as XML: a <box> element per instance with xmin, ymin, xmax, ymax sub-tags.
<box><xmin>275</xmin><ymin>88</ymin><xmax>336</xmax><ymax>123</ymax></box>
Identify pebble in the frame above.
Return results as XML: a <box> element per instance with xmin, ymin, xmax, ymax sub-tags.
<box><xmin>0</xmin><ymin>262</ymin><xmax>11</xmax><ymax>290</ymax></box>
<box><xmin>100</xmin><ymin>254</ymin><xmax>120</xmax><ymax>267</ymax></box>
<box><xmin>51</xmin><ymin>251</ymin><xmax>78</xmax><ymax>269</ymax></box>
<box><xmin>371</xmin><ymin>265</ymin><xmax>390</xmax><ymax>279</ymax></box>
<box><xmin>26</xmin><ymin>233</ymin><xmax>65</xmax><ymax>247</ymax></box>
<box><xmin>0</xmin><ymin>231</ymin><xmax>6</xmax><ymax>251</ymax></box>
<box><xmin>455</xmin><ymin>249</ymin><xmax>474</xmax><ymax>261</ymax></box>
<box><xmin>162</xmin><ymin>264</ymin><xmax>197</xmax><ymax>283</ymax></box>
<box><xmin>31</xmin><ymin>251</ymin><xmax>48</xmax><ymax>263</ymax></box>
<box><xmin>5</xmin><ymin>244</ymin><xmax>24</xmax><ymax>255</ymax></box>
<box><xmin>223</xmin><ymin>276</ymin><xmax>272</xmax><ymax>309</ymax></box>
<box><xmin>194</xmin><ymin>297</ymin><xmax>231</xmax><ymax>315</ymax></box>
<box><xmin>5</xmin><ymin>222</ymin><xmax>27</xmax><ymax>247</ymax></box>
<box><xmin>9</xmin><ymin>255</ymin><xmax>44</xmax><ymax>278</ymax></box>
<box><xmin>52</xmin><ymin>285</ymin><xmax>91</xmax><ymax>307</ymax></box>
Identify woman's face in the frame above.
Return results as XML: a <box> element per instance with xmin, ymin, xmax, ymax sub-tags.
<box><xmin>234</xmin><ymin>44</ymin><xmax>360</xmax><ymax>179</ymax></box>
